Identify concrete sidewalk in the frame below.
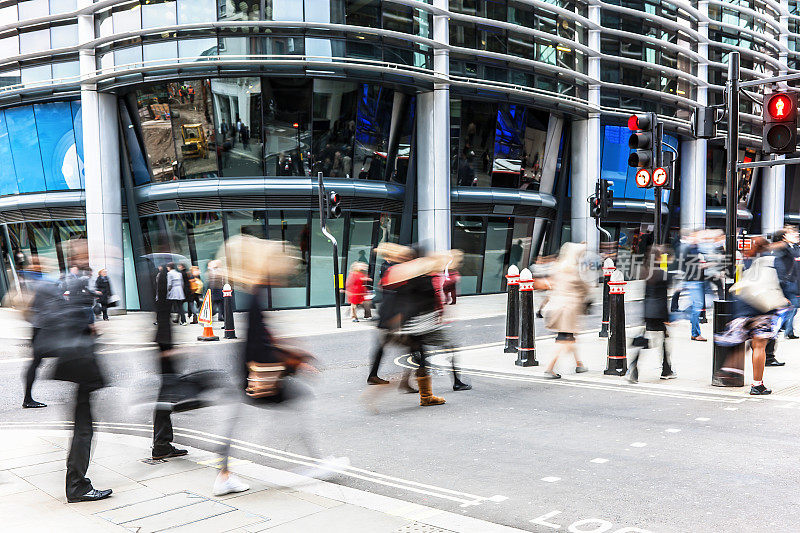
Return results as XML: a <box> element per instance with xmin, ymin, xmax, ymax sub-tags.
<box><xmin>0</xmin><ymin>283</ymin><xmax>645</xmax><ymax>346</ymax></box>
<box><xmin>0</xmin><ymin>428</ymin><xmax>523</xmax><ymax>533</ymax></box>
<box><xmin>429</xmin><ymin>320</ymin><xmax>800</xmax><ymax>401</ymax></box>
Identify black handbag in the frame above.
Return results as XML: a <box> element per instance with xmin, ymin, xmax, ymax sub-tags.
<box><xmin>49</xmin><ymin>330</ymin><xmax>105</xmax><ymax>392</ymax></box>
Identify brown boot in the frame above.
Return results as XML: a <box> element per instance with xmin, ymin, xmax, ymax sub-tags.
<box><xmin>417</xmin><ymin>375</ymin><xmax>445</xmax><ymax>406</ymax></box>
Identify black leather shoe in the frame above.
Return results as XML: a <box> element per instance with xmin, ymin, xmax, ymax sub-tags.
<box><xmin>152</xmin><ymin>446</ymin><xmax>189</xmax><ymax>460</ymax></box>
<box><xmin>22</xmin><ymin>400</ymin><xmax>46</xmax><ymax>408</ymax></box>
<box><xmin>787</xmin><ymin>334</ymin><xmax>799</xmax><ymax>339</ymax></box>
<box><xmin>765</xmin><ymin>359</ymin><xmax>786</xmax><ymax>367</ymax></box>
<box><xmin>67</xmin><ymin>488</ymin><xmax>112</xmax><ymax>503</ymax></box>
<box><xmin>453</xmin><ymin>381</ymin><xmax>472</xmax><ymax>391</ymax></box>
<box><xmin>367</xmin><ymin>376</ymin><xmax>390</xmax><ymax>385</ymax></box>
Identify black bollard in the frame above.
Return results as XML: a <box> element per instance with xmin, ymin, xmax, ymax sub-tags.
<box><xmin>711</xmin><ymin>298</ymin><xmax>744</xmax><ymax>386</ymax></box>
<box><xmin>604</xmin><ymin>270</ymin><xmax>627</xmax><ymax>376</ymax></box>
<box><xmin>504</xmin><ymin>265</ymin><xmax>520</xmax><ymax>353</ymax></box>
<box><xmin>599</xmin><ymin>258</ymin><xmax>615</xmax><ymax>337</ymax></box>
<box><xmin>223</xmin><ymin>283</ymin><xmax>236</xmax><ymax>339</ymax></box>
<box><xmin>516</xmin><ymin>268</ymin><xmax>538</xmax><ymax>367</ymax></box>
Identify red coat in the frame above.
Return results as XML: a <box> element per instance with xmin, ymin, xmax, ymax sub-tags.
<box><xmin>346</xmin><ymin>272</ymin><xmax>368</xmax><ymax>305</ymax></box>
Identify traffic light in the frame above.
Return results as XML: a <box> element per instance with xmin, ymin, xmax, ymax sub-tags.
<box><xmin>600</xmin><ymin>179</ymin><xmax>613</xmax><ymax>217</ymax></box>
<box><xmin>763</xmin><ymin>92</ymin><xmax>798</xmax><ymax>154</ymax></box>
<box><xmin>590</xmin><ymin>181</ymin><xmax>600</xmax><ymax>218</ymax></box>
<box><xmin>327</xmin><ymin>190</ymin><xmax>341</xmax><ymax>219</ymax></box>
<box><xmin>627</xmin><ymin>113</ymin><xmax>657</xmax><ymax>169</ymax></box>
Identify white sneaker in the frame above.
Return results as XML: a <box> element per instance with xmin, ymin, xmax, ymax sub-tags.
<box><xmin>213</xmin><ymin>472</ymin><xmax>250</xmax><ymax>496</ymax></box>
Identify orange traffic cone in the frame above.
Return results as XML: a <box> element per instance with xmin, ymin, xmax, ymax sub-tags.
<box><xmin>198</xmin><ymin>323</ymin><xmax>219</xmax><ymax>341</ymax></box>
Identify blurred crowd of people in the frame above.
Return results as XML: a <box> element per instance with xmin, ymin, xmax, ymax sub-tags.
<box><xmin>10</xmin><ymin>222</ymin><xmax>800</xmax><ymax>506</ymax></box>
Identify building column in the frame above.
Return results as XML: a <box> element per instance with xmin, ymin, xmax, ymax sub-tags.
<box><xmin>416</xmin><ymin>0</ymin><xmax>450</xmax><ymax>252</ymax></box>
<box><xmin>680</xmin><ymin>138</ymin><xmax>707</xmax><ymax>231</ymax></box>
<box><xmin>763</xmin><ymin>161</ymin><xmax>786</xmax><ymax>235</ymax></box>
<box><xmin>682</xmin><ymin>1</ymin><xmax>709</xmax><ymax>232</ymax></box>
<box><xmin>570</xmin><ymin>4</ymin><xmax>600</xmax><ymax>253</ymax></box>
<box><xmin>570</xmin><ymin>118</ymin><xmax>600</xmax><ymax>252</ymax></box>
<box><xmin>79</xmin><ymin>1</ymin><xmax>125</xmax><ymax>310</ymax></box>
<box><xmin>528</xmin><ymin>115</ymin><xmax>563</xmax><ymax>264</ymax></box>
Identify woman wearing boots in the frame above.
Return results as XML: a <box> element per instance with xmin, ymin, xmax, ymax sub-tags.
<box><xmin>383</xmin><ymin>251</ymin><xmax>451</xmax><ymax>406</ymax></box>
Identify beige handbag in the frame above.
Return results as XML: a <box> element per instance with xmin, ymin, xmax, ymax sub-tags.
<box><xmin>245</xmin><ymin>362</ymin><xmax>285</xmax><ymax>398</ymax></box>
<box><xmin>732</xmin><ymin>256</ymin><xmax>789</xmax><ymax>313</ymax></box>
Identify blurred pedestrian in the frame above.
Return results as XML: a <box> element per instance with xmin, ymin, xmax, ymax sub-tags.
<box><xmin>772</xmin><ymin>227</ymin><xmax>800</xmax><ymax>343</ymax></box>
<box><xmin>627</xmin><ymin>245</ymin><xmax>676</xmax><ymax>383</ymax></box>
<box><xmin>166</xmin><ymin>263</ymin><xmax>187</xmax><ymax>325</ymax></box>
<box><xmin>152</xmin><ymin>264</ymin><xmax>189</xmax><ymax>460</ymax></box>
<box><xmin>680</xmin><ymin>230</ymin><xmax>708</xmax><ymax>341</ymax></box>
<box><xmin>541</xmin><ymin>242</ymin><xmax>590</xmax><ymax>379</ymax></box>
<box><xmin>715</xmin><ymin>237</ymin><xmax>790</xmax><ymax>395</ymax></box>
<box><xmin>44</xmin><ymin>240</ymin><xmax>112</xmax><ymax>502</ymax></box>
<box><xmin>441</xmin><ymin>251</ymin><xmax>461</xmax><ymax>305</ymax></box>
<box><xmin>382</xmin><ymin>249</ymin><xmax>449</xmax><ymax>406</ymax></box>
<box><xmin>207</xmin><ymin>259</ymin><xmax>225</xmax><ymax>322</ymax></box>
<box><xmin>19</xmin><ymin>255</ymin><xmax>51</xmax><ymax>409</ymax></box>
<box><xmin>345</xmin><ymin>262</ymin><xmax>371</xmax><ymax>322</ymax></box>
<box><xmin>95</xmin><ymin>269</ymin><xmax>112</xmax><ymax>321</ymax></box>
<box><xmin>215</xmin><ymin>236</ymin><xmax>347</xmax><ymax>495</ymax></box>
<box><xmin>188</xmin><ymin>266</ymin><xmax>204</xmax><ymax>325</ymax></box>
<box><xmin>178</xmin><ymin>263</ymin><xmax>192</xmax><ymax>323</ymax></box>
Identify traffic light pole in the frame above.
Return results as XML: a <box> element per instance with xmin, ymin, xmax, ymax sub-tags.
<box><xmin>725</xmin><ymin>52</ymin><xmax>740</xmax><ymax>295</ymax></box>
<box><xmin>654</xmin><ymin>121</ymin><xmax>663</xmax><ymax>245</ymax></box>
<box><xmin>317</xmin><ymin>172</ymin><xmax>342</xmax><ymax>329</ymax></box>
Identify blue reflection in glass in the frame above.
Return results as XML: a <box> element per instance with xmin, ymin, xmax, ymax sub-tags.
<box><xmin>0</xmin><ymin>112</ymin><xmax>19</xmax><ymax>196</ymax></box>
<box><xmin>5</xmin><ymin>106</ymin><xmax>46</xmax><ymax>193</ymax></box>
<box><xmin>34</xmin><ymin>102</ymin><xmax>82</xmax><ymax>190</ymax></box>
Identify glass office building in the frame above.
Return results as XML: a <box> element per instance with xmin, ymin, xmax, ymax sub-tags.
<box><xmin>0</xmin><ymin>0</ymin><xmax>795</xmax><ymax>310</ymax></box>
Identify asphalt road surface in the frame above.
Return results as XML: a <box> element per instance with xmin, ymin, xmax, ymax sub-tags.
<box><xmin>2</xmin><ymin>304</ymin><xmax>799</xmax><ymax>532</ymax></box>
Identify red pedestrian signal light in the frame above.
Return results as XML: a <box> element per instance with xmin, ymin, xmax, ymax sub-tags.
<box><xmin>763</xmin><ymin>92</ymin><xmax>798</xmax><ymax>154</ymax></box>
<box><xmin>327</xmin><ymin>190</ymin><xmax>342</xmax><ymax>219</ymax></box>
<box><xmin>768</xmin><ymin>93</ymin><xmax>793</xmax><ymax>120</ymax></box>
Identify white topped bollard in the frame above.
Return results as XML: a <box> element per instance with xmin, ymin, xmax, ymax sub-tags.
<box><xmin>600</xmin><ymin>258</ymin><xmax>615</xmax><ymax>337</ymax></box>
<box><xmin>223</xmin><ymin>283</ymin><xmax>236</xmax><ymax>339</ymax></box>
<box><xmin>504</xmin><ymin>265</ymin><xmax>520</xmax><ymax>353</ymax></box>
<box><xmin>604</xmin><ymin>270</ymin><xmax>627</xmax><ymax>376</ymax></box>
<box><xmin>515</xmin><ymin>268</ymin><xmax>538</xmax><ymax>367</ymax></box>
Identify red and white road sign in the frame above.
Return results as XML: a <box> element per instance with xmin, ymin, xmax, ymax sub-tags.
<box><xmin>198</xmin><ymin>289</ymin><xmax>213</xmax><ymax>325</ymax></box>
<box><xmin>652</xmin><ymin>167</ymin><xmax>668</xmax><ymax>187</ymax></box>
<box><xmin>737</xmin><ymin>237</ymin><xmax>753</xmax><ymax>251</ymax></box>
<box><xmin>635</xmin><ymin>168</ymin><xmax>651</xmax><ymax>188</ymax></box>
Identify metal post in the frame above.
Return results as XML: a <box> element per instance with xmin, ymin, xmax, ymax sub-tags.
<box><xmin>516</xmin><ymin>268</ymin><xmax>538</xmax><ymax>367</ymax></box>
<box><xmin>725</xmin><ymin>52</ymin><xmax>740</xmax><ymax>293</ymax></box>
<box><xmin>317</xmin><ymin>172</ymin><xmax>342</xmax><ymax>329</ymax></box>
<box><xmin>711</xmin><ymin>52</ymin><xmax>741</xmax><ymax>386</ymax></box>
<box><xmin>654</xmin><ymin>121</ymin><xmax>663</xmax><ymax>245</ymax></box>
<box><xmin>604</xmin><ymin>270</ymin><xmax>627</xmax><ymax>376</ymax></box>
<box><xmin>504</xmin><ymin>265</ymin><xmax>520</xmax><ymax>353</ymax></box>
<box><xmin>223</xmin><ymin>283</ymin><xmax>236</xmax><ymax>339</ymax></box>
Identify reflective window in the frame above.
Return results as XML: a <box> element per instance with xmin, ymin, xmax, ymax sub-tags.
<box><xmin>33</xmin><ymin>101</ymin><xmax>83</xmax><ymax>190</ymax></box>
<box><xmin>0</xmin><ymin>11</ymin><xmax>21</xmax><ymax>86</ymax></box>
<box><xmin>0</xmin><ymin>112</ymin><xmax>20</xmax><ymax>196</ymax></box>
<box><xmin>225</xmin><ymin>210</ymin><xmax>267</xmax><ymax>310</ymax></box>
<box><xmin>494</xmin><ymin>104</ymin><xmax>548</xmax><ymax>190</ymax></box>
<box><xmin>18</xmin><ymin>0</ymin><xmax>49</xmax><ymax>19</ymax></box>
<box><xmin>263</xmin><ymin>78</ymin><xmax>311</xmax><ymax>176</ymax></box>
<box><xmin>211</xmin><ymin>77</ymin><xmax>263</xmax><ymax>177</ymax></box>
<box><xmin>269</xmin><ymin>213</ymin><xmax>309</xmax><ymax>308</ymax></box>
<box><xmin>353</xmin><ymin>85</ymin><xmax>394</xmax><ymax>180</ymax></box>
<box><xmin>7</xmin><ymin>220</ymin><xmax>86</xmax><ymax>277</ymax></box>
<box><xmin>346</xmin><ymin>215</ymin><xmax>377</xmax><ymax>278</ymax></box>
<box><xmin>310</xmin><ymin>213</ymin><xmax>344</xmax><ymax>305</ymax></box>
<box><xmin>170</xmin><ymin>80</ymin><xmax>219</xmax><ymax>179</ymax></box>
<box><xmin>305</xmin><ymin>0</ymin><xmax>345</xmax><ymax>23</ymax></box>
<box><xmin>266</xmin><ymin>0</ymin><xmax>304</xmax><ymax>21</ymax></box>
<box><xmin>142</xmin><ymin>0</ymin><xmax>178</xmax><ymax>64</ymax></box>
<box><xmin>312</xmin><ymin>80</ymin><xmax>358</xmax><ymax>178</ymax></box>
<box><xmin>4</xmin><ymin>106</ymin><xmax>47</xmax><ymax>193</ymax></box>
<box><xmin>112</xmin><ymin>3</ymin><xmax>143</xmax><ymax>68</ymax></box>
<box><xmin>49</xmin><ymin>0</ymin><xmax>77</xmax><ymax>13</ymax></box>
<box><xmin>136</xmin><ymin>80</ymin><xmax>220</xmax><ymax>181</ymax></box>
<box><xmin>453</xmin><ymin>100</ymin><xmax>496</xmax><ymax>187</ymax></box>
<box><xmin>481</xmin><ymin>218</ymin><xmax>513</xmax><ymax>293</ymax></box>
<box><xmin>122</xmin><ymin>222</ymin><xmax>141</xmax><ymax>310</ymax></box>
<box><xmin>452</xmin><ymin>216</ymin><xmax>485</xmax><ymax>294</ymax></box>
<box><xmin>346</xmin><ymin>0</ymin><xmax>380</xmax><ymax>28</ymax></box>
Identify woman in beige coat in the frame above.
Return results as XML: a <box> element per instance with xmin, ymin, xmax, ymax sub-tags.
<box><xmin>542</xmin><ymin>242</ymin><xmax>590</xmax><ymax>378</ymax></box>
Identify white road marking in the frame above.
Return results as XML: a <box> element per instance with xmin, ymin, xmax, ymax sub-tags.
<box><xmin>0</xmin><ymin>420</ymin><xmax>497</xmax><ymax>507</ymax></box>
<box><xmin>568</xmin><ymin>519</ymin><xmax>614</xmax><ymax>532</ymax></box>
<box><xmin>665</xmin><ymin>428</ymin><xmax>681</xmax><ymax>433</ymax></box>
<box><xmin>589</xmin><ymin>458</ymin><xmax>609</xmax><ymax>464</ymax></box>
<box><xmin>541</xmin><ymin>476</ymin><xmax>561</xmax><ymax>483</ymax></box>
<box><xmin>695</xmin><ymin>417</ymin><xmax>710</xmax><ymax>421</ymax></box>
<box><xmin>530</xmin><ymin>510</ymin><xmax>562</xmax><ymax>529</ymax></box>
<box><xmin>723</xmin><ymin>407</ymin><xmax>739</xmax><ymax>411</ymax></box>
<box><xmin>630</xmin><ymin>442</ymin><xmax>647</xmax><ymax>448</ymax></box>
<box><xmin>488</xmin><ymin>495</ymin><xmax>509</xmax><ymax>502</ymax></box>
